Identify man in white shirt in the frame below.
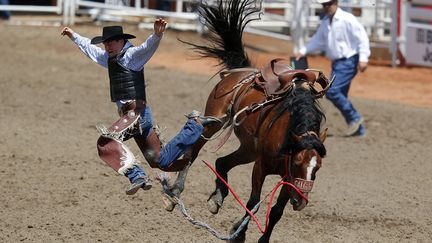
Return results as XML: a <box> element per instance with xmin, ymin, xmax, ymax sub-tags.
<box><xmin>61</xmin><ymin>19</ymin><xmax>218</xmax><ymax>195</ymax></box>
<box><xmin>296</xmin><ymin>0</ymin><xmax>370</xmax><ymax>137</ymax></box>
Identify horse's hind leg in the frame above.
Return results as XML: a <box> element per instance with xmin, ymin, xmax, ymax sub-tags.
<box><xmin>160</xmin><ymin>136</ymin><xmax>207</xmax><ymax>211</ymax></box>
<box><xmin>258</xmin><ymin>184</ymin><xmax>290</xmax><ymax>243</ymax></box>
<box><xmin>163</xmin><ymin>122</ymin><xmax>222</xmax><ymax>211</ymax></box>
<box><xmin>207</xmin><ymin>144</ymin><xmax>256</xmax><ymax>214</ymax></box>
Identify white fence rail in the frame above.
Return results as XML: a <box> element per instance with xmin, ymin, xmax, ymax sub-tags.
<box><xmin>0</xmin><ymin>0</ymin><xmax>63</xmax><ymax>14</ymax></box>
<box><xmin>1</xmin><ymin>0</ymin><xmax>427</xmax><ymax>67</ymax></box>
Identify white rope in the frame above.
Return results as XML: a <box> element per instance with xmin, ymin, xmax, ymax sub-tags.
<box><xmin>158</xmin><ymin>173</ymin><xmax>262</xmax><ymax>241</ymax></box>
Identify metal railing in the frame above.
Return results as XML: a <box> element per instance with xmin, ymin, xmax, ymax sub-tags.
<box><xmin>0</xmin><ymin>0</ymin><xmax>404</xmax><ymax>66</ymax></box>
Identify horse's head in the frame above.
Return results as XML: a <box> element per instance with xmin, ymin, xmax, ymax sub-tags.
<box><xmin>287</xmin><ymin>129</ymin><xmax>327</xmax><ymax>211</ymax></box>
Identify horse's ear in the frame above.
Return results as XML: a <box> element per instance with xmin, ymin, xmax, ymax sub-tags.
<box><xmin>319</xmin><ymin>128</ymin><xmax>328</xmax><ymax>142</ymax></box>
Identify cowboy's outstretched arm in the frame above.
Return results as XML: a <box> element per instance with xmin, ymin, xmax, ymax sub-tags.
<box><xmin>129</xmin><ymin>18</ymin><xmax>167</xmax><ymax>66</ymax></box>
<box><xmin>61</xmin><ymin>27</ymin><xmax>108</xmax><ymax>68</ymax></box>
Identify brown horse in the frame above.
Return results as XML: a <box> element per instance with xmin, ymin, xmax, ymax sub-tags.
<box><xmin>165</xmin><ymin>1</ymin><xmax>329</xmax><ymax>242</ymax></box>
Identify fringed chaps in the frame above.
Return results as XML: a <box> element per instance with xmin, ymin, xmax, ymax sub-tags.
<box><xmin>96</xmin><ymin>101</ymin><xmax>145</xmax><ymax>175</ymax></box>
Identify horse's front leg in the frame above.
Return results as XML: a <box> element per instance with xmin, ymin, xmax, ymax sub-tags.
<box><xmin>207</xmin><ymin>144</ymin><xmax>256</xmax><ymax>214</ymax></box>
<box><xmin>229</xmin><ymin>160</ymin><xmax>266</xmax><ymax>243</ymax></box>
<box><xmin>258</xmin><ymin>184</ymin><xmax>290</xmax><ymax>243</ymax></box>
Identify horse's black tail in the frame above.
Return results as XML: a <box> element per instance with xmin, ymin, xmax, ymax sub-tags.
<box><xmin>181</xmin><ymin>0</ymin><xmax>262</xmax><ymax>69</ymax></box>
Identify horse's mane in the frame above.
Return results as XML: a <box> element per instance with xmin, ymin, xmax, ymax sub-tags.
<box><xmin>180</xmin><ymin>0</ymin><xmax>261</xmax><ymax>69</ymax></box>
<box><xmin>277</xmin><ymin>88</ymin><xmax>327</xmax><ymax>157</ymax></box>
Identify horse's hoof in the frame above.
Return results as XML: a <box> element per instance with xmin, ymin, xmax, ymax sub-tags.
<box><xmin>257</xmin><ymin>236</ymin><xmax>269</xmax><ymax>243</ymax></box>
<box><xmin>228</xmin><ymin>235</ymin><xmax>246</xmax><ymax>243</ymax></box>
<box><xmin>228</xmin><ymin>231</ymin><xmax>246</xmax><ymax>243</ymax></box>
<box><xmin>162</xmin><ymin>193</ymin><xmax>176</xmax><ymax>212</ymax></box>
<box><xmin>207</xmin><ymin>198</ymin><xmax>220</xmax><ymax>214</ymax></box>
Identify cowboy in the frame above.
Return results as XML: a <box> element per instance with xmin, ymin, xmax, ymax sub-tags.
<box><xmin>296</xmin><ymin>0</ymin><xmax>370</xmax><ymax>137</ymax></box>
<box><xmin>61</xmin><ymin>19</ymin><xmax>218</xmax><ymax>195</ymax></box>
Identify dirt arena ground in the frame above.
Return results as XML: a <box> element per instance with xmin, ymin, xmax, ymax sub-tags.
<box><xmin>1</xmin><ymin>21</ymin><xmax>432</xmax><ymax>243</ymax></box>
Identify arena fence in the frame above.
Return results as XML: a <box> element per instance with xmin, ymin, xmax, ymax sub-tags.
<box><xmin>1</xmin><ymin>0</ymin><xmax>429</xmax><ymax>67</ymax></box>
<box><xmin>0</xmin><ymin>1</ymin><xmax>63</xmax><ymax>14</ymax></box>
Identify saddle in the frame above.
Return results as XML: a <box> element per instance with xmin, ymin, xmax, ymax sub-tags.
<box><xmin>256</xmin><ymin>58</ymin><xmax>332</xmax><ymax>98</ymax></box>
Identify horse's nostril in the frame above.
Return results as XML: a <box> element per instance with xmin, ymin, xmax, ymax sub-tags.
<box><xmin>291</xmin><ymin>198</ymin><xmax>299</xmax><ymax>205</ymax></box>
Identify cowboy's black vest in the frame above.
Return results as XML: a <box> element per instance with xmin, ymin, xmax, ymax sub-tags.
<box><xmin>108</xmin><ymin>50</ymin><xmax>146</xmax><ymax>102</ymax></box>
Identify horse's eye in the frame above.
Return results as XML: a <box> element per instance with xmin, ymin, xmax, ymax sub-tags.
<box><xmin>293</xmin><ymin>153</ymin><xmax>304</xmax><ymax>166</ymax></box>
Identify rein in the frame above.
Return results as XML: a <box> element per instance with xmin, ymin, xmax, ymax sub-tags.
<box><xmin>162</xmin><ymin>159</ymin><xmax>311</xmax><ymax>240</ymax></box>
<box><xmin>202</xmin><ymin>156</ymin><xmax>310</xmax><ymax>234</ymax></box>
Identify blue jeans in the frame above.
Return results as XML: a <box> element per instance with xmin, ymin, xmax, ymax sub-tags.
<box><xmin>327</xmin><ymin>54</ymin><xmax>362</xmax><ymax>125</ymax></box>
<box><xmin>126</xmin><ymin>106</ymin><xmax>203</xmax><ymax>182</ymax></box>
<box><xmin>0</xmin><ymin>0</ymin><xmax>11</xmax><ymax>19</ymax></box>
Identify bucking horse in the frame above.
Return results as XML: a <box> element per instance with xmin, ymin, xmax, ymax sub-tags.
<box><xmin>163</xmin><ymin>0</ymin><xmax>332</xmax><ymax>242</ymax></box>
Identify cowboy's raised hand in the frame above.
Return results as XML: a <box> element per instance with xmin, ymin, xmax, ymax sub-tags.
<box><xmin>61</xmin><ymin>27</ymin><xmax>74</xmax><ymax>38</ymax></box>
<box><xmin>154</xmin><ymin>18</ymin><xmax>167</xmax><ymax>37</ymax></box>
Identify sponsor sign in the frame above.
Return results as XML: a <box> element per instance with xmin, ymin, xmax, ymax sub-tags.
<box><xmin>406</xmin><ymin>23</ymin><xmax>432</xmax><ymax>67</ymax></box>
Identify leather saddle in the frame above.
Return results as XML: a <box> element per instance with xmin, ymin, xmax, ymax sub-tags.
<box><xmin>256</xmin><ymin>58</ymin><xmax>332</xmax><ymax>98</ymax></box>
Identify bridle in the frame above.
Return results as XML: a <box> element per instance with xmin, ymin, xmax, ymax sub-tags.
<box><xmin>200</xmin><ymin>130</ymin><xmax>321</xmax><ymax>234</ymax></box>
<box><xmin>283</xmin><ymin>131</ymin><xmax>320</xmax><ymax>201</ymax></box>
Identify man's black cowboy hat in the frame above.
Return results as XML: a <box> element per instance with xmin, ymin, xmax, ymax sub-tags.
<box><xmin>91</xmin><ymin>26</ymin><xmax>136</xmax><ymax>44</ymax></box>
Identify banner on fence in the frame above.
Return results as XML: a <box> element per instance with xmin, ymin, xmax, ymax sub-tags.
<box><xmin>405</xmin><ymin>23</ymin><xmax>432</xmax><ymax>67</ymax></box>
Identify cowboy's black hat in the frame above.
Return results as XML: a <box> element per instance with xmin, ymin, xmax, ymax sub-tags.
<box><xmin>90</xmin><ymin>26</ymin><xmax>136</xmax><ymax>44</ymax></box>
